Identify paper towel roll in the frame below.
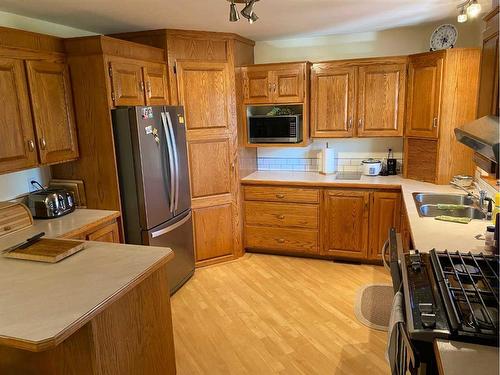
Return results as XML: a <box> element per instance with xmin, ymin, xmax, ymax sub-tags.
<box><xmin>320</xmin><ymin>145</ymin><xmax>335</xmax><ymax>174</ymax></box>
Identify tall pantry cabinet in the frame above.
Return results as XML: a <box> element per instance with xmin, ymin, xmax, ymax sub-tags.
<box><xmin>113</xmin><ymin>30</ymin><xmax>256</xmax><ymax>267</ymax></box>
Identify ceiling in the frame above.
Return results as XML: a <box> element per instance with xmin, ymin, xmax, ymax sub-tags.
<box><xmin>0</xmin><ymin>0</ymin><xmax>493</xmax><ymax>41</ymax></box>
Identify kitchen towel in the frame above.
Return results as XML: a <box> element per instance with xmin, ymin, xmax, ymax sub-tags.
<box><xmin>386</xmin><ymin>291</ymin><xmax>404</xmax><ymax>370</ymax></box>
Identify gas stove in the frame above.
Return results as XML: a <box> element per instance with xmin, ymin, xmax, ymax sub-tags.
<box><xmin>401</xmin><ymin>249</ymin><xmax>499</xmax><ymax>346</ymax></box>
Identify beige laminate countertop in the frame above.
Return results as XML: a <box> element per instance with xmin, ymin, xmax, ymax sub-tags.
<box><xmin>434</xmin><ymin>339</ymin><xmax>499</xmax><ymax>375</ymax></box>
<box><xmin>0</xmin><ymin>241</ymin><xmax>173</xmax><ymax>351</ymax></box>
<box><xmin>242</xmin><ymin>171</ymin><xmax>493</xmax><ymax>254</ymax></box>
<box><xmin>0</xmin><ymin>208</ymin><xmax>120</xmax><ymax>250</ymax></box>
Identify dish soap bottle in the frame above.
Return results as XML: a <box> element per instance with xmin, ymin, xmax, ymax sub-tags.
<box><xmin>493</xmin><ymin>192</ymin><xmax>500</xmax><ymax>225</ymax></box>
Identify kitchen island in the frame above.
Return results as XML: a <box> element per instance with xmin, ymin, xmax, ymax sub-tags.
<box><xmin>0</xmin><ymin>241</ymin><xmax>176</xmax><ymax>374</ymax></box>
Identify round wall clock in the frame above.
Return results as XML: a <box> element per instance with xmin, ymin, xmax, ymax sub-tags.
<box><xmin>430</xmin><ymin>24</ymin><xmax>458</xmax><ymax>51</ymax></box>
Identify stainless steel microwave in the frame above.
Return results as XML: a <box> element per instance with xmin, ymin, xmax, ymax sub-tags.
<box><xmin>248</xmin><ymin>115</ymin><xmax>302</xmax><ymax>144</ymax></box>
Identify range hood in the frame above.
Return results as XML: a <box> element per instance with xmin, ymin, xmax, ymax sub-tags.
<box><xmin>454</xmin><ymin>115</ymin><xmax>500</xmax><ymax>163</ymax></box>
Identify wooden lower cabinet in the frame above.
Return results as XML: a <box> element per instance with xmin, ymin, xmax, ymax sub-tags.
<box><xmin>243</xmin><ymin>184</ymin><xmax>403</xmax><ymax>263</ymax></box>
<box><xmin>86</xmin><ymin>221</ymin><xmax>120</xmax><ymax>243</ymax></box>
<box><xmin>321</xmin><ymin>189</ymin><xmax>370</xmax><ymax>259</ymax></box>
<box><xmin>368</xmin><ymin>191</ymin><xmax>401</xmax><ymax>260</ymax></box>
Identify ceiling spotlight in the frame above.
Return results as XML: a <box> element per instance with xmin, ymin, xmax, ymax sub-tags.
<box><xmin>457</xmin><ymin>7</ymin><xmax>468</xmax><ymax>23</ymax></box>
<box><xmin>241</xmin><ymin>0</ymin><xmax>257</xmax><ymax>21</ymax></box>
<box><xmin>229</xmin><ymin>2</ymin><xmax>240</xmax><ymax>22</ymax></box>
<box><xmin>467</xmin><ymin>0</ymin><xmax>482</xmax><ymax>17</ymax></box>
<box><xmin>249</xmin><ymin>12</ymin><xmax>259</xmax><ymax>24</ymax></box>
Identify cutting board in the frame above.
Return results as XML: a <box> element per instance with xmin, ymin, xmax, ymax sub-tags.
<box><xmin>4</xmin><ymin>239</ymin><xmax>86</xmax><ymax>263</ymax></box>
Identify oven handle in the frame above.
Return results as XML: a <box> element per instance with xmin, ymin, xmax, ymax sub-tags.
<box><xmin>381</xmin><ymin>239</ymin><xmax>390</xmax><ymax>271</ymax></box>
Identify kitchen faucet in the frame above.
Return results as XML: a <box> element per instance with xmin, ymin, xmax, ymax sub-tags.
<box><xmin>449</xmin><ymin>180</ymin><xmax>493</xmax><ymax>219</ymax></box>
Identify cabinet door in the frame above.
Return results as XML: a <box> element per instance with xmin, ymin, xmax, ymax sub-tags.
<box><xmin>143</xmin><ymin>63</ymin><xmax>169</xmax><ymax>106</ymax></box>
<box><xmin>357</xmin><ymin>64</ymin><xmax>406</xmax><ymax>137</ymax></box>
<box><xmin>0</xmin><ymin>58</ymin><xmax>38</xmax><ymax>174</ymax></box>
<box><xmin>109</xmin><ymin>61</ymin><xmax>145</xmax><ymax>106</ymax></box>
<box><xmin>311</xmin><ymin>65</ymin><xmax>355</xmax><ymax>137</ymax></box>
<box><xmin>25</xmin><ymin>60</ymin><xmax>79</xmax><ymax>164</ymax></box>
<box><xmin>272</xmin><ymin>65</ymin><xmax>304</xmax><ymax>103</ymax></box>
<box><xmin>322</xmin><ymin>190</ymin><xmax>370</xmax><ymax>259</ymax></box>
<box><xmin>87</xmin><ymin>221</ymin><xmax>120</xmax><ymax>243</ymax></box>
<box><xmin>243</xmin><ymin>68</ymin><xmax>272</xmax><ymax>104</ymax></box>
<box><xmin>477</xmin><ymin>34</ymin><xmax>499</xmax><ymax>117</ymax></box>
<box><xmin>176</xmin><ymin>60</ymin><xmax>238</xmax><ymax>266</ymax></box>
<box><xmin>368</xmin><ymin>191</ymin><xmax>401</xmax><ymax>260</ymax></box>
<box><xmin>405</xmin><ymin>55</ymin><xmax>444</xmax><ymax>138</ymax></box>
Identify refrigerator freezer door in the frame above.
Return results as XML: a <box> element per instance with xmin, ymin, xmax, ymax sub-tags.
<box><xmin>144</xmin><ymin>209</ymin><xmax>195</xmax><ymax>294</ymax></box>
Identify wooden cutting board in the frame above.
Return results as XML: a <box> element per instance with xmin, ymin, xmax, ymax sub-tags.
<box><xmin>4</xmin><ymin>239</ymin><xmax>86</xmax><ymax>263</ymax></box>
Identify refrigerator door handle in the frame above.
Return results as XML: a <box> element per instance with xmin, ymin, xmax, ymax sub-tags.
<box><xmin>165</xmin><ymin>111</ymin><xmax>180</xmax><ymax>212</ymax></box>
<box><xmin>151</xmin><ymin>211</ymin><xmax>192</xmax><ymax>238</ymax></box>
<box><xmin>161</xmin><ymin>112</ymin><xmax>176</xmax><ymax>213</ymax></box>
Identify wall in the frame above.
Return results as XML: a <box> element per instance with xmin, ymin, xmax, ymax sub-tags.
<box><xmin>254</xmin><ymin>17</ymin><xmax>483</xmax><ymax>172</ymax></box>
<box><xmin>0</xmin><ymin>12</ymin><xmax>94</xmax><ymax>200</ymax></box>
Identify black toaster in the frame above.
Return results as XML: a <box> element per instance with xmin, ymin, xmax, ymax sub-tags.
<box><xmin>28</xmin><ymin>188</ymin><xmax>75</xmax><ymax>219</ymax></box>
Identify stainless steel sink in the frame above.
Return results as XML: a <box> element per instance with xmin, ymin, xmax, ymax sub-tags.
<box><xmin>412</xmin><ymin>192</ymin><xmax>486</xmax><ymax>220</ymax></box>
<box><xmin>419</xmin><ymin>204</ymin><xmax>486</xmax><ymax>220</ymax></box>
<box><xmin>413</xmin><ymin>193</ymin><xmax>475</xmax><ymax>206</ymax></box>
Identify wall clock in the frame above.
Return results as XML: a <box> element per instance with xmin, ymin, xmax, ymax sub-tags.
<box><xmin>430</xmin><ymin>24</ymin><xmax>458</xmax><ymax>51</ymax></box>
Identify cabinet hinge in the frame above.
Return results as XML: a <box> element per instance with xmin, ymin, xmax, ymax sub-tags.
<box><xmin>108</xmin><ymin>66</ymin><xmax>113</xmax><ymax>77</ymax></box>
<box><xmin>173</xmin><ymin>64</ymin><xmax>177</xmax><ymax>75</ymax></box>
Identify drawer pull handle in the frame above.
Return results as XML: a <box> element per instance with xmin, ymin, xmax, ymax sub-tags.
<box><xmin>277</xmin><ymin>214</ymin><xmax>285</xmax><ymax>220</ymax></box>
<box><xmin>276</xmin><ymin>194</ymin><xmax>285</xmax><ymax>199</ymax></box>
<box><xmin>276</xmin><ymin>238</ymin><xmax>285</xmax><ymax>243</ymax></box>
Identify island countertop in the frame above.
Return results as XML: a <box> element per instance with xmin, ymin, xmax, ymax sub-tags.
<box><xmin>0</xmin><ymin>241</ymin><xmax>173</xmax><ymax>352</ymax></box>
<box><xmin>241</xmin><ymin>171</ymin><xmax>492</xmax><ymax>253</ymax></box>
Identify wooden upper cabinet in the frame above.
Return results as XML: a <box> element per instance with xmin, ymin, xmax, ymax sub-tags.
<box><xmin>311</xmin><ymin>65</ymin><xmax>355</xmax><ymax>138</ymax></box>
<box><xmin>25</xmin><ymin>60</ymin><xmax>79</xmax><ymax>165</ymax></box>
<box><xmin>176</xmin><ymin>61</ymin><xmax>231</xmax><ymax>133</ymax></box>
<box><xmin>357</xmin><ymin>64</ymin><xmax>406</xmax><ymax>137</ymax></box>
<box><xmin>143</xmin><ymin>63</ymin><xmax>169</xmax><ymax>106</ymax></box>
<box><xmin>109</xmin><ymin>60</ymin><xmax>145</xmax><ymax>106</ymax></box>
<box><xmin>272</xmin><ymin>65</ymin><xmax>304</xmax><ymax>103</ymax></box>
<box><xmin>321</xmin><ymin>189</ymin><xmax>370</xmax><ymax>259</ymax></box>
<box><xmin>405</xmin><ymin>54</ymin><xmax>444</xmax><ymax>138</ymax></box>
<box><xmin>368</xmin><ymin>191</ymin><xmax>401</xmax><ymax>261</ymax></box>
<box><xmin>0</xmin><ymin>58</ymin><xmax>38</xmax><ymax>173</ymax></box>
<box><xmin>242</xmin><ymin>62</ymin><xmax>307</xmax><ymax>104</ymax></box>
<box><xmin>243</xmin><ymin>69</ymin><xmax>272</xmax><ymax>104</ymax></box>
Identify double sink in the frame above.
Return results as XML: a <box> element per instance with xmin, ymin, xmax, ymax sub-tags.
<box><xmin>413</xmin><ymin>193</ymin><xmax>486</xmax><ymax>220</ymax></box>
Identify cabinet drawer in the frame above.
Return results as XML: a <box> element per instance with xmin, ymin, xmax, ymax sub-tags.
<box><xmin>245</xmin><ymin>201</ymin><xmax>318</xmax><ymax>229</ymax></box>
<box><xmin>244</xmin><ymin>186</ymin><xmax>319</xmax><ymax>204</ymax></box>
<box><xmin>245</xmin><ymin>226</ymin><xmax>318</xmax><ymax>254</ymax></box>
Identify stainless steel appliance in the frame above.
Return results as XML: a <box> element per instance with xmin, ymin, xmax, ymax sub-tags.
<box><xmin>248</xmin><ymin>114</ymin><xmax>302</xmax><ymax>143</ymax></box>
<box><xmin>28</xmin><ymin>188</ymin><xmax>75</xmax><ymax>219</ymax></box>
<box><xmin>113</xmin><ymin>106</ymin><xmax>194</xmax><ymax>294</ymax></box>
<box><xmin>387</xmin><ymin>228</ymin><xmax>499</xmax><ymax>374</ymax></box>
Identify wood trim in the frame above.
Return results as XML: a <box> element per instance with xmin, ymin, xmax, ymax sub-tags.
<box><xmin>241</xmin><ymin>179</ymin><xmax>402</xmax><ymax>190</ymax></box>
<box><xmin>0</xmin><ymin>251</ymin><xmax>174</xmax><ymax>352</ymax></box>
<box><xmin>0</xmin><ymin>26</ymin><xmax>64</xmax><ymax>53</ymax></box>
<box><xmin>312</xmin><ymin>55</ymin><xmax>408</xmax><ymax>67</ymax></box>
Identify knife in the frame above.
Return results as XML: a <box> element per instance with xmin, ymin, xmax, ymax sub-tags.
<box><xmin>1</xmin><ymin>232</ymin><xmax>46</xmax><ymax>254</ymax></box>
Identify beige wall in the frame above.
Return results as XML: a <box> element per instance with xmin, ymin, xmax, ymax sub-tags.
<box><xmin>0</xmin><ymin>12</ymin><xmax>94</xmax><ymax>201</ymax></box>
<box><xmin>255</xmin><ymin>17</ymin><xmax>483</xmax><ymax>63</ymax></box>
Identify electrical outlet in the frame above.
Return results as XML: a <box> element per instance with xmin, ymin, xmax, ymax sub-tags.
<box><xmin>27</xmin><ymin>176</ymin><xmax>39</xmax><ymax>193</ymax></box>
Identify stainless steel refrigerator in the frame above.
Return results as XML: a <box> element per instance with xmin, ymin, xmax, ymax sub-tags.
<box><xmin>112</xmin><ymin>106</ymin><xmax>194</xmax><ymax>294</ymax></box>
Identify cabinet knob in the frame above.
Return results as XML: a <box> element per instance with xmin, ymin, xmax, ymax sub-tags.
<box><xmin>140</xmin><ymin>81</ymin><xmax>145</xmax><ymax>92</ymax></box>
<box><xmin>276</xmin><ymin>194</ymin><xmax>285</xmax><ymax>199</ymax></box>
<box><xmin>358</xmin><ymin>119</ymin><xmax>363</xmax><ymax>128</ymax></box>
<box><xmin>276</xmin><ymin>238</ymin><xmax>285</xmax><ymax>244</ymax></box>
<box><xmin>277</xmin><ymin>214</ymin><xmax>285</xmax><ymax>220</ymax></box>
<box><xmin>433</xmin><ymin>117</ymin><xmax>438</xmax><ymax>128</ymax></box>
<box><xmin>348</xmin><ymin>118</ymin><xmax>353</xmax><ymax>129</ymax></box>
<box><xmin>27</xmin><ymin>140</ymin><xmax>35</xmax><ymax>152</ymax></box>
<box><xmin>273</xmin><ymin>83</ymin><xmax>277</xmax><ymax>93</ymax></box>
<box><xmin>146</xmin><ymin>81</ymin><xmax>152</xmax><ymax>97</ymax></box>
<box><xmin>39</xmin><ymin>138</ymin><xmax>47</xmax><ymax>150</ymax></box>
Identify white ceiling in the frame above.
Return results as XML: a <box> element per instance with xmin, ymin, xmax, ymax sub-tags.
<box><xmin>0</xmin><ymin>0</ymin><xmax>493</xmax><ymax>41</ymax></box>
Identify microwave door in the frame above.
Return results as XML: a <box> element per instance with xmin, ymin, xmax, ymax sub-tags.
<box><xmin>248</xmin><ymin>115</ymin><xmax>301</xmax><ymax>143</ymax></box>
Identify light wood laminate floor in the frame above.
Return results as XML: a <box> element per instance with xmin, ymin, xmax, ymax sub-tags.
<box><xmin>171</xmin><ymin>254</ymin><xmax>391</xmax><ymax>375</ymax></box>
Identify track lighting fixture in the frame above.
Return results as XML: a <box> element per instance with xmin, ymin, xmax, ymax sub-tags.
<box><xmin>227</xmin><ymin>0</ymin><xmax>260</xmax><ymax>24</ymax></box>
<box><xmin>457</xmin><ymin>0</ymin><xmax>482</xmax><ymax>22</ymax></box>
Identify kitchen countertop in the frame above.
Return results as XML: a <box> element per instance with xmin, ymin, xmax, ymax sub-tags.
<box><xmin>0</xmin><ymin>241</ymin><xmax>173</xmax><ymax>351</ymax></box>
<box><xmin>241</xmin><ymin>171</ymin><xmax>493</xmax><ymax>253</ymax></box>
<box><xmin>434</xmin><ymin>339</ymin><xmax>499</xmax><ymax>375</ymax></box>
<box><xmin>0</xmin><ymin>209</ymin><xmax>120</xmax><ymax>250</ymax></box>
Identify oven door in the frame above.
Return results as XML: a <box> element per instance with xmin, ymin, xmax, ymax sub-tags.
<box><xmin>384</xmin><ymin>227</ymin><xmax>403</xmax><ymax>293</ymax></box>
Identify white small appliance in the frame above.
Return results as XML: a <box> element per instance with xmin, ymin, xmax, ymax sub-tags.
<box><xmin>362</xmin><ymin>159</ymin><xmax>382</xmax><ymax>176</ymax></box>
